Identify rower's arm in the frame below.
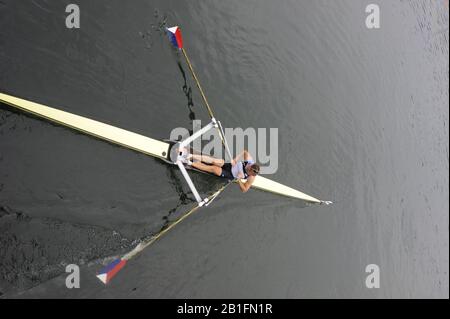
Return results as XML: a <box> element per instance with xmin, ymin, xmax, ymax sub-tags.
<box><xmin>233</xmin><ymin>151</ymin><xmax>244</xmax><ymax>163</ymax></box>
<box><xmin>243</xmin><ymin>150</ymin><xmax>253</xmax><ymax>161</ymax></box>
<box><xmin>237</xmin><ymin>176</ymin><xmax>255</xmax><ymax>193</ymax></box>
<box><xmin>233</xmin><ymin>149</ymin><xmax>253</xmax><ymax>164</ymax></box>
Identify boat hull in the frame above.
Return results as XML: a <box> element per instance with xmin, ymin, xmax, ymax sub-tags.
<box><xmin>0</xmin><ymin>92</ymin><xmax>321</xmax><ymax>203</ymax></box>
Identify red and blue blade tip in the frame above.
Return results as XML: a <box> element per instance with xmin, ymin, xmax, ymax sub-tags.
<box><xmin>96</xmin><ymin>258</ymin><xmax>127</xmax><ymax>284</ymax></box>
<box><xmin>166</xmin><ymin>26</ymin><xmax>183</xmax><ymax>49</ymax></box>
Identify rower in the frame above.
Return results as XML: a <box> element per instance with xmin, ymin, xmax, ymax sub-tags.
<box><xmin>180</xmin><ymin>149</ymin><xmax>260</xmax><ymax>193</ymax></box>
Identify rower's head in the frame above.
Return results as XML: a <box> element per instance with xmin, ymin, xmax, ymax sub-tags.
<box><xmin>246</xmin><ymin>163</ymin><xmax>260</xmax><ymax>176</ymax></box>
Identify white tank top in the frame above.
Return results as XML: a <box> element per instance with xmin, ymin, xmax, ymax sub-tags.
<box><xmin>231</xmin><ymin>159</ymin><xmax>255</xmax><ymax>179</ymax></box>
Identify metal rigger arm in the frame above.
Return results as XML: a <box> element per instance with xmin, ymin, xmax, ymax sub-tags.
<box><xmin>176</xmin><ymin>119</ymin><xmax>228</xmax><ymax>207</ymax></box>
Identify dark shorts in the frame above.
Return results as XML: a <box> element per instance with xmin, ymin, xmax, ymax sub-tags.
<box><xmin>220</xmin><ymin>163</ymin><xmax>234</xmax><ymax>180</ymax></box>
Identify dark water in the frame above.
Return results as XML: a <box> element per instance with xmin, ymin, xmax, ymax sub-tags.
<box><xmin>0</xmin><ymin>0</ymin><xmax>448</xmax><ymax>298</ymax></box>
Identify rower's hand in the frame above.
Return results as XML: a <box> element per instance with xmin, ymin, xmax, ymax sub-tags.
<box><xmin>231</xmin><ymin>159</ymin><xmax>237</xmax><ymax>166</ymax></box>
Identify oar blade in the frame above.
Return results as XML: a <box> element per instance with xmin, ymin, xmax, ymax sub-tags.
<box><xmin>166</xmin><ymin>26</ymin><xmax>183</xmax><ymax>49</ymax></box>
<box><xmin>96</xmin><ymin>258</ymin><xmax>127</xmax><ymax>284</ymax></box>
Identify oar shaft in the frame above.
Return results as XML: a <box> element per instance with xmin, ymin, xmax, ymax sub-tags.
<box><xmin>181</xmin><ymin>47</ymin><xmax>233</xmax><ymax>160</ymax></box>
<box><xmin>181</xmin><ymin>48</ymin><xmax>215</xmax><ymax>119</ymax></box>
<box><xmin>122</xmin><ymin>182</ymin><xmax>230</xmax><ymax>261</ymax></box>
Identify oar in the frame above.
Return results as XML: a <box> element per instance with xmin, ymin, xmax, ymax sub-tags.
<box><xmin>97</xmin><ymin>182</ymin><xmax>231</xmax><ymax>284</ymax></box>
<box><xmin>166</xmin><ymin>26</ymin><xmax>233</xmax><ymax>162</ymax></box>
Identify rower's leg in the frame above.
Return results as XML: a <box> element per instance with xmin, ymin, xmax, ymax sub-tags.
<box><xmin>191</xmin><ymin>154</ymin><xmax>224</xmax><ymax>167</ymax></box>
<box><xmin>191</xmin><ymin>161</ymin><xmax>222</xmax><ymax>176</ymax></box>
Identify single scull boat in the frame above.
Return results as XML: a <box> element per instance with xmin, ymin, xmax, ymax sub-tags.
<box><xmin>0</xmin><ymin>26</ymin><xmax>331</xmax><ymax>284</ymax></box>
